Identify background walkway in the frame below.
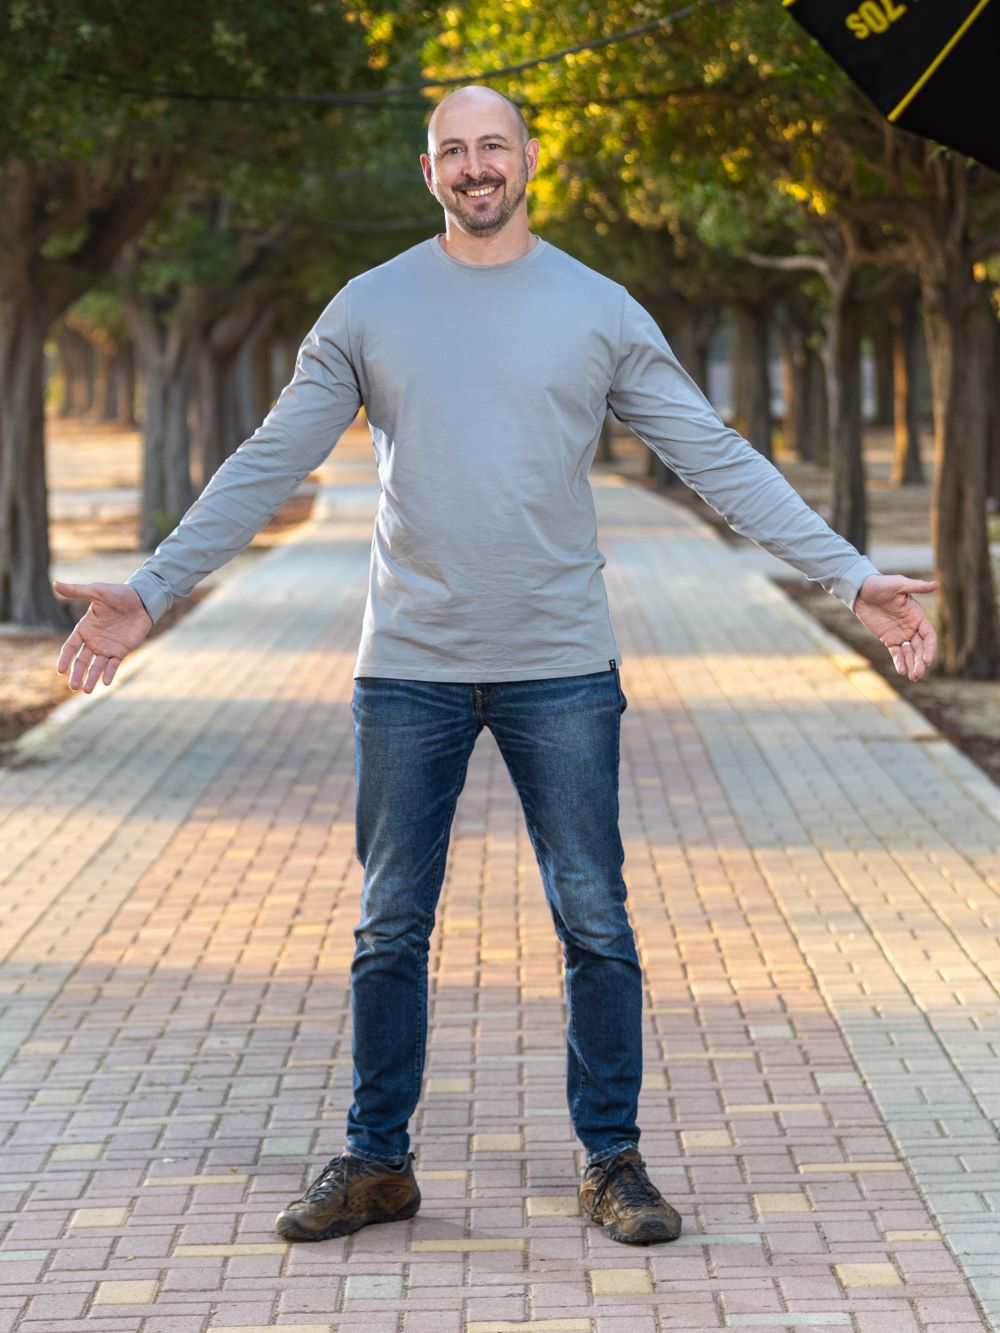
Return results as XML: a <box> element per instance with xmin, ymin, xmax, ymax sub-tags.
<box><xmin>1</xmin><ymin>431</ymin><xmax>998</xmax><ymax>1333</ymax></box>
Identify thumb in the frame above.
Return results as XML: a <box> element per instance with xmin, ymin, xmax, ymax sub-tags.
<box><xmin>54</xmin><ymin>581</ymin><xmax>104</xmax><ymax>602</ymax></box>
<box><xmin>896</xmin><ymin>578</ymin><xmax>938</xmax><ymax>595</ymax></box>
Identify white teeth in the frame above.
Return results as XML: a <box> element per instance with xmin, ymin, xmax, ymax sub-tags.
<box><xmin>465</xmin><ymin>185</ymin><xmax>498</xmax><ymax>197</ymax></box>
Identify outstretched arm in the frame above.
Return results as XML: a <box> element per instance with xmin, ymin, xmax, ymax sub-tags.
<box><xmin>124</xmin><ymin>284</ymin><xmax>362</xmax><ymax>624</ymax></box>
<box><xmin>608</xmin><ymin>293</ymin><xmax>937</xmax><ymax>680</ymax></box>
<box><xmin>54</xmin><ymin>284</ymin><xmax>362</xmax><ymax>692</ymax></box>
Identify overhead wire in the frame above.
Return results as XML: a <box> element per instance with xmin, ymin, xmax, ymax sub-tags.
<box><xmin>59</xmin><ymin>0</ymin><xmax>734</xmax><ymax>108</ymax></box>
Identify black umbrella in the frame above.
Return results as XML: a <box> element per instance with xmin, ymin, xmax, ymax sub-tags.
<box><xmin>783</xmin><ymin>0</ymin><xmax>1000</xmax><ymax>172</ymax></box>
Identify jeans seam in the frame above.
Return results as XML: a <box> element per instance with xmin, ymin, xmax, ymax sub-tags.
<box><xmin>516</xmin><ymin>782</ymin><xmax>591</xmax><ymax>1138</ymax></box>
<box><xmin>413</xmin><ymin>757</ymin><xmax>471</xmax><ymax>1113</ymax></box>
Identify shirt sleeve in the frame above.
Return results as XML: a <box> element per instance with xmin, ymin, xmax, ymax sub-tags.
<box><xmin>607</xmin><ymin>292</ymin><xmax>879</xmax><ymax>609</ymax></box>
<box><xmin>126</xmin><ymin>283</ymin><xmax>363</xmax><ymax>623</ymax></box>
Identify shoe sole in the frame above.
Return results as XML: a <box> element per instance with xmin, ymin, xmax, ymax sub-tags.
<box><xmin>589</xmin><ymin>1213</ymin><xmax>682</xmax><ymax>1245</ymax></box>
<box><xmin>276</xmin><ymin>1193</ymin><xmax>421</xmax><ymax>1242</ymax></box>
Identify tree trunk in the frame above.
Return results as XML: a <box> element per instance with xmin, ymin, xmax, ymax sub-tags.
<box><xmin>672</xmin><ymin>304</ymin><xmax>714</xmax><ymax>395</ymax></box>
<box><xmin>93</xmin><ymin>338</ymin><xmax>115</xmax><ymax>421</ymax></box>
<box><xmin>871</xmin><ymin>313</ymin><xmax>894</xmax><ymax>426</ymax></box>
<box><xmin>195</xmin><ymin>336</ymin><xmax>237</xmax><ymax>488</ymax></box>
<box><xmin>987</xmin><ymin>303</ymin><xmax>1000</xmax><ymax>507</ymax></box>
<box><xmin>802</xmin><ymin>342</ymin><xmax>829</xmax><ymax>464</ymax></box>
<box><xmin>56</xmin><ymin>324</ymin><xmax>96</xmax><ymax>417</ymax></box>
<box><xmin>922</xmin><ymin>267</ymin><xmax>1000</xmax><ymax>677</ymax></box>
<box><xmin>890</xmin><ymin>292</ymin><xmax>925</xmax><ymax>486</ymax></box>
<box><xmin>126</xmin><ymin>298</ymin><xmax>197</xmax><ymax>549</ymax></box>
<box><xmin>194</xmin><ymin>297</ymin><xmax>275</xmax><ymax>487</ymax></box>
<box><xmin>779</xmin><ymin>321</ymin><xmax>798</xmax><ymax>456</ymax></box>
<box><xmin>244</xmin><ymin>306</ymin><xmax>276</xmax><ymax>430</ymax></box>
<box><xmin>733</xmin><ymin>302</ymin><xmax>773</xmax><ymax>459</ymax></box>
<box><xmin>114</xmin><ymin>340</ymin><xmax>137</xmax><ymax>426</ymax></box>
<box><xmin>0</xmin><ymin>277</ymin><xmax>69</xmax><ymax>626</ymax></box>
<box><xmin>816</xmin><ymin>233</ymin><xmax>867</xmax><ymax>551</ymax></box>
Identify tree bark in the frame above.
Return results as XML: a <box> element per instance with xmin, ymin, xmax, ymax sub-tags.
<box><xmin>923</xmin><ymin>266</ymin><xmax>1000</xmax><ymax>677</ymax></box>
<box><xmin>0</xmin><ymin>272</ymin><xmax>67</xmax><ymax>626</ymax></box>
<box><xmin>114</xmin><ymin>340</ymin><xmax>137</xmax><ymax>426</ymax></box>
<box><xmin>987</xmin><ymin>302</ymin><xmax>1000</xmax><ymax>507</ymax></box>
<box><xmin>56</xmin><ymin>324</ymin><xmax>96</xmax><ymax>417</ymax></box>
<box><xmin>672</xmin><ymin>304</ymin><xmax>715</xmax><ymax>395</ymax></box>
<box><xmin>194</xmin><ymin>294</ymin><xmax>274</xmax><ymax>487</ymax></box>
<box><xmin>801</xmin><ymin>341</ymin><xmax>829</xmax><ymax>464</ymax></box>
<box><xmin>733</xmin><ymin>301</ymin><xmax>773</xmax><ymax>459</ymax></box>
<box><xmin>779</xmin><ymin>321</ymin><xmax>799</xmax><ymax>456</ymax></box>
<box><xmin>871</xmin><ymin>313</ymin><xmax>894</xmax><ymax>426</ymax></box>
<box><xmin>126</xmin><ymin>296</ymin><xmax>197</xmax><ymax>549</ymax></box>
<box><xmin>242</xmin><ymin>306</ymin><xmax>276</xmax><ymax>432</ymax></box>
<box><xmin>890</xmin><ymin>292</ymin><xmax>925</xmax><ymax>486</ymax></box>
<box><xmin>815</xmin><ymin>230</ymin><xmax>867</xmax><ymax>551</ymax></box>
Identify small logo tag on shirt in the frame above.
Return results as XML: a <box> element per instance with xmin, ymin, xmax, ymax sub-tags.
<box><xmin>609</xmin><ymin>659</ymin><xmax>617</xmax><ymax>670</ymax></box>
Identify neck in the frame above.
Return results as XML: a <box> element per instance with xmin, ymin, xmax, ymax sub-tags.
<box><xmin>439</xmin><ymin>214</ymin><xmax>536</xmax><ymax>266</ymax></box>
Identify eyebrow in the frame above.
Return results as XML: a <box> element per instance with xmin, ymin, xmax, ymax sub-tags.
<box><xmin>435</xmin><ymin>133</ymin><xmax>512</xmax><ymax>149</ymax></box>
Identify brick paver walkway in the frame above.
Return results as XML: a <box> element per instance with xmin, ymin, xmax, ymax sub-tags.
<box><xmin>2</xmin><ymin>431</ymin><xmax>998</xmax><ymax>1333</ymax></box>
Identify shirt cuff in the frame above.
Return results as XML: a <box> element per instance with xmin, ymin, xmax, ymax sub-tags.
<box><xmin>126</xmin><ymin>569</ymin><xmax>174</xmax><ymax>625</ymax></box>
<box><xmin>825</xmin><ymin>555</ymin><xmax>880</xmax><ymax>612</ymax></box>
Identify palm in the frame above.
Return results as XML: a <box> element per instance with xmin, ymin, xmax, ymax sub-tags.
<box><xmin>854</xmin><ymin>574</ymin><xmax>937</xmax><ymax>681</ymax></box>
<box><xmin>54</xmin><ymin>581</ymin><xmax>153</xmax><ymax>693</ymax></box>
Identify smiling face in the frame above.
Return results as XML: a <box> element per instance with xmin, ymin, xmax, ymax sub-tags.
<box><xmin>421</xmin><ymin>87</ymin><xmax>539</xmax><ymax>239</ymax></box>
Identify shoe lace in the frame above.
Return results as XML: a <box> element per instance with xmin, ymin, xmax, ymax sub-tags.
<box><xmin>302</xmin><ymin>1154</ymin><xmax>377</xmax><ymax>1204</ymax></box>
<box><xmin>591</xmin><ymin>1154</ymin><xmax>663</xmax><ymax>1213</ymax></box>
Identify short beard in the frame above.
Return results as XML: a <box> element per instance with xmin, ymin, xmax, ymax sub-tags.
<box><xmin>432</xmin><ymin>157</ymin><xmax>529</xmax><ymax>237</ymax></box>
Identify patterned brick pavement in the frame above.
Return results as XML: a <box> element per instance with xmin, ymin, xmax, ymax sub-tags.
<box><xmin>1</xmin><ymin>436</ymin><xmax>997</xmax><ymax>1332</ymax></box>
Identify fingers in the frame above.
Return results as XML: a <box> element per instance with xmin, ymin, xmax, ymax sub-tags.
<box><xmin>67</xmin><ymin>645</ymin><xmax>94</xmax><ymax>692</ymax></box>
<box><xmin>888</xmin><ymin>627</ymin><xmax>936</xmax><ymax>682</ymax></box>
<box><xmin>59</xmin><ymin>639</ymin><xmax>119</xmax><ymax>693</ymax></box>
<box><xmin>56</xmin><ymin>629</ymin><xmax>84</xmax><ymax>675</ymax></box>
<box><xmin>922</xmin><ymin>623</ymin><xmax>937</xmax><ymax>668</ymax></box>
<box><xmin>901</xmin><ymin>639</ymin><xmax>917</xmax><ymax>680</ymax></box>
<box><xmin>83</xmin><ymin>655</ymin><xmax>108</xmax><ymax>694</ymax></box>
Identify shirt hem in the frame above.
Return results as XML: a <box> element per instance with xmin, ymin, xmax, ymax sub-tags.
<box><xmin>352</xmin><ymin>656</ymin><xmax>620</xmax><ymax>683</ymax></box>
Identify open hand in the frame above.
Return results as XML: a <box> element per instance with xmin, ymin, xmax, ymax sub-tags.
<box><xmin>54</xmin><ymin>581</ymin><xmax>153</xmax><ymax>693</ymax></box>
<box><xmin>854</xmin><ymin>574</ymin><xmax>937</xmax><ymax>682</ymax></box>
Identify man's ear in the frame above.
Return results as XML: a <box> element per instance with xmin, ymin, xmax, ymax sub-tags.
<box><xmin>419</xmin><ymin>152</ymin><xmax>434</xmax><ymax>193</ymax></box>
<box><xmin>525</xmin><ymin>138</ymin><xmax>540</xmax><ymax>182</ymax></box>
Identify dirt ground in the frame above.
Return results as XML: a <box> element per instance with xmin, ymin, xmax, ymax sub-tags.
<box><xmin>3</xmin><ymin>418</ymin><xmax>999</xmax><ymax>787</ymax></box>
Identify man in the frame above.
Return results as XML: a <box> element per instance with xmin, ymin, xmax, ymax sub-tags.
<box><xmin>55</xmin><ymin>85</ymin><xmax>936</xmax><ymax>1248</ymax></box>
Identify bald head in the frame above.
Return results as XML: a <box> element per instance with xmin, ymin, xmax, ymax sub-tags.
<box><xmin>427</xmin><ymin>85</ymin><xmax>530</xmax><ymax>151</ymax></box>
<box><xmin>420</xmin><ymin>84</ymin><xmax>539</xmax><ymax>248</ymax></box>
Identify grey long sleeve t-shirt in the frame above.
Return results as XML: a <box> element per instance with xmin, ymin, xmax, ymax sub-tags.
<box><xmin>127</xmin><ymin>236</ymin><xmax>878</xmax><ymax>682</ymax></box>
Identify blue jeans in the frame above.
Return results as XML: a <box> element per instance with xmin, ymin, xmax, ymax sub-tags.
<box><xmin>346</xmin><ymin>670</ymin><xmax>642</xmax><ymax>1167</ymax></box>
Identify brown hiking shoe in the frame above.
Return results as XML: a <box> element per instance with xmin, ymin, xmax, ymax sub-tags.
<box><xmin>580</xmin><ymin>1148</ymin><xmax>681</xmax><ymax>1245</ymax></box>
<box><xmin>275</xmin><ymin>1153</ymin><xmax>420</xmax><ymax>1242</ymax></box>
